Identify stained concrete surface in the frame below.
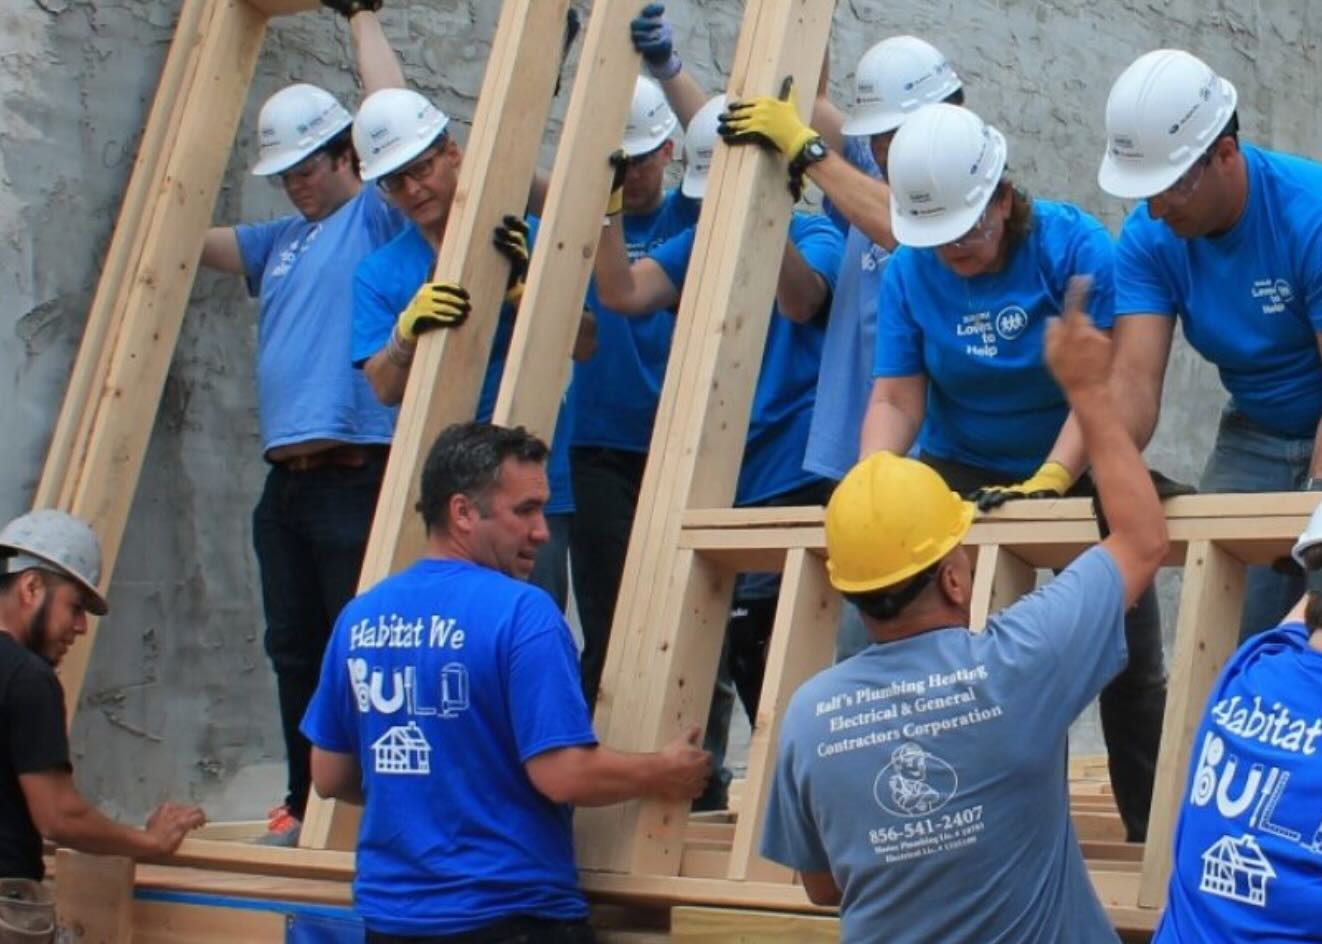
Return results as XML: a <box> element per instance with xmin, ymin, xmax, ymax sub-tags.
<box><xmin>0</xmin><ymin>0</ymin><xmax>1319</xmax><ymax>820</ymax></box>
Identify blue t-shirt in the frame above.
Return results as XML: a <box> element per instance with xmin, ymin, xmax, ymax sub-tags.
<box><xmin>1155</xmin><ymin>620</ymin><xmax>1322</xmax><ymax>944</ymax></box>
<box><xmin>649</xmin><ymin>212</ymin><xmax>844</xmax><ymax>504</ymax></box>
<box><xmin>573</xmin><ymin>189</ymin><xmax>700</xmax><ymax>452</ymax></box>
<box><xmin>301</xmin><ymin>558</ymin><xmax>596</xmax><ymax>936</ymax></box>
<box><xmin>1115</xmin><ymin>144</ymin><xmax>1322</xmax><ymax>440</ymax></box>
<box><xmin>350</xmin><ymin>220</ymin><xmax>574</xmax><ymax>514</ymax></box>
<box><xmin>762</xmin><ymin>546</ymin><xmax>1126</xmax><ymax>944</ymax></box>
<box><xmin>874</xmin><ymin>199</ymin><xmax>1116</xmax><ymax>479</ymax></box>
<box><xmin>236</xmin><ymin>186</ymin><xmax>406</xmax><ymax>453</ymax></box>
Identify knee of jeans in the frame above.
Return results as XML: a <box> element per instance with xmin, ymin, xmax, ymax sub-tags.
<box><xmin>263</xmin><ymin>626</ymin><xmax>324</xmax><ymax>672</ymax></box>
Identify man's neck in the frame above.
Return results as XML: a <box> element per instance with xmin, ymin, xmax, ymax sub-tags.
<box><xmin>421</xmin><ymin>215</ymin><xmax>449</xmax><ymax>250</ymax></box>
<box><xmin>866</xmin><ymin>607</ymin><xmax>968</xmax><ymax>644</ymax></box>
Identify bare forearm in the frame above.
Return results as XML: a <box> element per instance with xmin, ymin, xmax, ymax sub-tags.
<box><xmin>1044</xmin><ymin>412</ymin><xmax>1089</xmax><ymax>481</ymax></box>
<box><xmin>364</xmin><ymin>348</ymin><xmax>410</xmax><ymax>405</ymax></box>
<box><xmin>776</xmin><ymin>243</ymin><xmax>828</xmax><ymax>323</ymax></box>
<box><xmin>1310</xmin><ymin>417</ymin><xmax>1322</xmax><ymax>479</ymax></box>
<box><xmin>660</xmin><ymin>70</ymin><xmax>708</xmax><ymax>129</ymax></box>
<box><xmin>350</xmin><ymin>11</ymin><xmax>405</xmax><ymax>95</ymax></box>
<box><xmin>807</xmin><ymin>154</ymin><xmax>895</xmax><ymax>250</ymax></box>
<box><xmin>860</xmin><ymin>382</ymin><xmax>923</xmax><ymax>458</ymax></box>
<box><xmin>550</xmin><ymin>747</ymin><xmax>669</xmax><ymax>807</ymax></box>
<box><xmin>46</xmin><ymin>804</ymin><xmax>161</xmax><ymax>859</ymax></box>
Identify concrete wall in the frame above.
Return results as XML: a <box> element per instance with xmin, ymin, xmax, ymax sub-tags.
<box><xmin>0</xmin><ymin>0</ymin><xmax>1317</xmax><ymax>819</ymax></box>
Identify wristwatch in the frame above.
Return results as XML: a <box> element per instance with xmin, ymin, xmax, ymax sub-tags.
<box><xmin>796</xmin><ymin>136</ymin><xmax>829</xmax><ymax>168</ymax></box>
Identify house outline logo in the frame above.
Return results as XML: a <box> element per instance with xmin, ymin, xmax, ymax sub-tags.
<box><xmin>1199</xmin><ymin>833</ymin><xmax>1276</xmax><ymax>907</ymax></box>
<box><xmin>371</xmin><ymin>721</ymin><xmax>432</xmax><ymax>775</ymax></box>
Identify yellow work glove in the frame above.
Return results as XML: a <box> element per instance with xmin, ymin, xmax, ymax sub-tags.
<box><xmin>970</xmin><ymin>460</ymin><xmax>1074</xmax><ymax>512</ymax></box>
<box><xmin>492</xmin><ymin>214</ymin><xmax>530</xmax><ymax>305</ymax></box>
<box><xmin>605</xmin><ymin>150</ymin><xmax>628</xmax><ymax>218</ymax></box>
<box><xmin>395</xmin><ymin>281</ymin><xmax>471</xmax><ymax>343</ymax></box>
<box><xmin>718</xmin><ymin>77</ymin><xmax>820</xmax><ymax>164</ymax></box>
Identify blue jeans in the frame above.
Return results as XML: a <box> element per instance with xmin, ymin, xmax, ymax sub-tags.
<box><xmin>529</xmin><ymin>513</ymin><xmax>571</xmax><ymax>612</ymax></box>
<box><xmin>253</xmin><ymin>454</ymin><xmax>385</xmax><ymax>818</ymax></box>
<box><xmin>1200</xmin><ymin>408</ymin><xmax>1313</xmax><ymax>640</ymax></box>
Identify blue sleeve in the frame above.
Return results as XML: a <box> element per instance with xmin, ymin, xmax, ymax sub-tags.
<box><xmin>507</xmin><ymin>595</ymin><xmax>597</xmax><ymax>761</ymax></box>
<box><xmin>986</xmin><ymin>545</ymin><xmax>1127</xmax><ymax>728</ymax></box>
<box><xmin>759</xmin><ymin>716</ymin><xmax>833</xmax><ymax>872</ymax></box>
<box><xmin>360</xmin><ymin>184</ymin><xmax>408</xmax><ymax>245</ymax></box>
<box><xmin>300</xmin><ymin>620</ymin><xmax>356</xmax><ymax>754</ymax></box>
<box><xmin>790</xmin><ymin>213</ymin><xmax>846</xmax><ymax>296</ymax></box>
<box><xmin>1114</xmin><ymin>210</ymin><xmax>1178</xmax><ymax>319</ymax></box>
<box><xmin>648</xmin><ymin>227</ymin><xmax>697</xmax><ymax>295</ymax></box>
<box><xmin>351</xmin><ymin>257</ymin><xmax>399</xmax><ymax>368</ymax></box>
<box><xmin>234</xmin><ymin>217</ymin><xmax>293</xmax><ymax>299</ymax></box>
<box><xmin>1068</xmin><ymin>216</ymin><xmax>1117</xmax><ymax>330</ymax></box>
<box><xmin>1293</xmin><ymin>215</ymin><xmax>1322</xmax><ymax>333</ymax></box>
<box><xmin>872</xmin><ymin>255</ymin><xmax>925</xmax><ymax>377</ymax></box>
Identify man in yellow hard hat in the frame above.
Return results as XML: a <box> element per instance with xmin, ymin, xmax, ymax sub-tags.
<box><xmin>759</xmin><ymin>281</ymin><xmax>1169</xmax><ymax>942</ymax></box>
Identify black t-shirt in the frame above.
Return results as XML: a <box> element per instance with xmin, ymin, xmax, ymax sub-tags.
<box><xmin>0</xmin><ymin>632</ymin><xmax>70</xmax><ymax>880</ymax></box>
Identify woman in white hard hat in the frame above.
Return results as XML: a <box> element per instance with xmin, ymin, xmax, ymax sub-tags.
<box><xmin>857</xmin><ymin>102</ymin><xmax>1166</xmax><ymax>843</ymax></box>
<box><xmin>1155</xmin><ymin>506</ymin><xmax>1322</xmax><ymax>942</ymax></box>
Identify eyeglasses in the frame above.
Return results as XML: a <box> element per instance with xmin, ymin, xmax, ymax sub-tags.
<box><xmin>942</xmin><ymin>206</ymin><xmax>998</xmax><ymax>250</ymax></box>
<box><xmin>1150</xmin><ymin>149</ymin><xmax>1213</xmax><ymax>207</ymax></box>
<box><xmin>270</xmin><ymin>151</ymin><xmax>331</xmax><ymax>188</ymax></box>
<box><xmin>377</xmin><ymin>141</ymin><xmax>447</xmax><ymax>194</ymax></box>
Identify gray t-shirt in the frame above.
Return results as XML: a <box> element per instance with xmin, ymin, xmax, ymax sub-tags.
<box><xmin>762</xmin><ymin>545</ymin><xmax>1127</xmax><ymax>943</ymax></box>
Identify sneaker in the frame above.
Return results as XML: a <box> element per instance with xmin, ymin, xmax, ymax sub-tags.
<box><xmin>254</xmin><ymin>804</ymin><xmax>302</xmax><ymax>847</ymax></box>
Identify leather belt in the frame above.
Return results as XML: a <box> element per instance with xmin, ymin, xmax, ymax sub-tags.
<box><xmin>270</xmin><ymin>444</ymin><xmax>388</xmax><ymax>472</ymax></box>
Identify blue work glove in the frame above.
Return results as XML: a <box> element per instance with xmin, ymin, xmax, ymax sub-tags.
<box><xmin>631</xmin><ymin>3</ymin><xmax>682</xmax><ymax>80</ymax></box>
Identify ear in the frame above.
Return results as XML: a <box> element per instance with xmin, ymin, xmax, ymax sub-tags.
<box><xmin>935</xmin><ymin>551</ymin><xmax>972</xmax><ymax>609</ymax></box>
<box><xmin>661</xmin><ymin>139</ymin><xmax>676</xmax><ymax>162</ymax></box>
<box><xmin>448</xmin><ymin>492</ymin><xmax>478</xmax><ymax>534</ymax></box>
<box><xmin>17</xmin><ymin>570</ymin><xmax>47</xmax><ymax>608</ymax></box>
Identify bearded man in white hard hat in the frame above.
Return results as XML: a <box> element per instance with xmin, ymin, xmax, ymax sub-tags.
<box><xmin>1099</xmin><ymin>49</ymin><xmax>1322</xmax><ymax>642</ymax></box>
<box><xmin>198</xmin><ymin>0</ymin><xmax>411</xmax><ymax>846</ymax></box>
<box><xmin>0</xmin><ymin>510</ymin><xmax>206</xmax><ymax>883</ymax></box>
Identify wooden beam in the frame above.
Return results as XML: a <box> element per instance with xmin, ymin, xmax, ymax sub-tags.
<box><xmin>133</xmin><ymin>900</ymin><xmax>285</xmax><ymax>944</ymax></box>
<box><xmin>969</xmin><ymin>544</ymin><xmax>1036</xmax><ymax>630</ymax></box>
<box><xmin>728</xmin><ymin>549</ymin><xmax>837</xmax><ymax>883</ymax></box>
<box><xmin>492</xmin><ymin>0</ymin><xmax>642</xmax><ymax>438</ymax></box>
<box><xmin>243</xmin><ymin>0</ymin><xmax>319</xmax><ymax>14</ymax></box>
<box><xmin>579</xmin><ymin>0</ymin><xmax>836</xmax><ymax>876</ymax></box>
<box><xmin>300</xmin><ymin>0</ymin><xmax>570</xmax><ymax>849</ymax></box>
<box><xmin>55</xmin><ymin>850</ymin><xmax>135</xmax><ymax>943</ymax></box>
<box><xmin>161</xmin><ymin>838</ymin><xmax>353</xmax><ymax>882</ymax></box>
<box><xmin>51</xmin><ymin>0</ymin><xmax>269</xmax><ymax>722</ymax></box>
<box><xmin>1138</xmin><ymin>539</ymin><xmax>1243</xmax><ymax>909</ymax></box>
<box><xmin>671</xmin><ymin>905</ymin><xmax>839</xmax><ymax>943</ymax></box>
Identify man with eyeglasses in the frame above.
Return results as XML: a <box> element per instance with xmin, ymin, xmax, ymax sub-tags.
<box><xmin>1100</xmin><ymin>49</ymin><xmax>1322</xmax><ymax>640</ymax></box>
<box><xmin>198</xmin><ymin>0</ymin><xmax>409</xmax><ymax>846</ymax></box>
<box><xmin>347</xmin><ymin>87</ymin><xmax>581</xmax><ymax>614</ymax></box>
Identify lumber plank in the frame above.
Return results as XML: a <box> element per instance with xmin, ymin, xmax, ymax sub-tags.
<box><xmin>133</xmin><ymin>900</ymin><xmax>285</xmax><ymax>944</ymax></box>
<box><xmin>579</xmin><ymin>0</ymin><xmax>835</xmax><ymax>875</ymax></box>
<box><xmin>161</xmin><ymin>838</ymin><xmax>353</xmax><ymax>882</ymax></box>
<box><xmin>300</xmin><ymin>0</ymin><xmax>570</xmax><ymax>849</ymax></box>
<box><xmin>670</xmin><ymin>905</ymin><xmax>839</xmax><ymax>943</ymax></box>
<box><xmin>492</xmin><ymin>0</ymin><xmax>643</xmax><ymax>438</ymax></box>
<box><xmin>243</xmin><ymin>0</ymin><xmax>320</xmax><ymax>14</ymax></box>
<box><xmin>1138</xmin><ymin>539</ymin><xmax>1243</xmax><ymax>909</ymax></box>
<box><xmin>134</xmin><ymin>863</ymin><xmax>352</xmax><ymax>906</ymax></box>
<box><xmin>969</xmin><ymin>544</ymin><xmax>1036</xmax><ymax>631</ymax></box>
<box><xmin>53</xmin><ymin>0</ymin><xmax>269</xmax><ymax>722</ymax></box>
<box><xmin>55</xmin><ymin>850</ymin><xmax>136</xmax><ymax>943</ymax></box>
<box><xmin>36</xmin><ymin>0</ymin><xmax>209</xmax><ymax>509</ymax></box>
<box><xmin>728</xmin><ymin>549</ymin><xmax>836</xmax><ymax>883</ymax></box>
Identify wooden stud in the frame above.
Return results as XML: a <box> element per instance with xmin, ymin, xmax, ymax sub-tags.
<box><xmin>133</xmin><ymin>901</ymin><xmax>285</xmax><ymax>944</ymax></box>
<box><xmin>969</xmin><ymin>544</ymin><xmax>1036</xmax><ymax>631</ymax></box>
<box><xmin>55</xmin><ymin>850</ymin><xmax>135</xmax><ymax>943</ymax></box>
<box><xmin>579</xmin><ymin>0</ymin><xmax>836</xmax><ymax>876</ymax></box>
<box><xmin>492</xmin><ymin>0</ymin><xmax>643</xmax><ymax>439</ymax></box>
<box><xmin>1138</xmin><ymin>539</ymin><xmax>1244</xmax><ymax>909</ymax></box>
<box><xmin>299</xmin><ymin>0</ymin><xmax>571</xmax><ymax>849</ymax></box>
<box><xmin>51</xmin><ymin>0</ymin><xmax>270</xmax><ymax>722</ymax></box>
<box><xmin>670</xmin><ymin>905</ymin><xmax>839</xmax><ymax>943</ymax></box>
<box><xmin>728</xmin><ymin>549</ymin><xmax>837</xmax><ymax>883</ymax></box>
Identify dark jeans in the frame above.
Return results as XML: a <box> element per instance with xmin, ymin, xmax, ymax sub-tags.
<box><xmin>920</xmin><ymin>452</ymin><xmax>1167</xmax><ymax>841</ymax></box>
<box><xmin>569</xmin><ymin>447</ymin><xmax>648</xmax><ymax>707</ymax></box>
<box><xmin>531</xmin><ymin>513</ymin><xmax>572</xmax><ymax>612</ymax></box>
<box><xmin>366</xmin><ymin>917</ymin><xmax>595</xmax><ymax>944</ymax></box>
<box><xmin>253</xmin><ymin>454</ymin><xmax>385</xmax><ymax>819</ymax></box>
<box><xmin>696</xmin><ymin>478</ymin><xmax>834</xmax><ymax>811</ymax></box>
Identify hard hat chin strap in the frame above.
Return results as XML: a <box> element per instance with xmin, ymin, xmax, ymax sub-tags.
<box><xmin>851</xmin><ymin>564</ymin><xmax>940</xmax><ymax>622</ymax></box>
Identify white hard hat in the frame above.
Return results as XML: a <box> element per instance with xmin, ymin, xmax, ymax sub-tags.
<box><xmin>1098</xmin><ymin>50</ymin><xmax>1238</xmax><ymax>200</ymax></box>
<box><xmin>842</xmin><ymin>36</ymin><xmax>962</xmax><ymax>137</ymax></box>
<box><xmin>354</xmin><ymin>88</ymin><xmax>451</xmax><ymax>183</ymax></box>
<box><xmin>622</xmin><ymin>76</ymin><xmax>679</xmax><ymax>157</ymax></box>
<box><xmin>887</xmin><ymin>103</ymin><xmax>1007</xmax><ymax>248</ymax></box>
<box><xmin>251</xmin><ymin>83</ymin><xmax>354</xmax><ymax>177</ymax></box>
<box><xmin>1292</xmin><ymin>503</ymin><xmax>1322</xmax><ymax>567</ymax></box>
<box><xmin>0</xmin><ymin>509</ymin><xmax>107</xmax><ymax>615</ymax></box>
<box><xmin>681</xmin><ymin>95</ymin><xmax>725</xmax><ymax>199</ymax></box>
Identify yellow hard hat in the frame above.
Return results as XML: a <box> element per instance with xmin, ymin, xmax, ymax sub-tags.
<box><xmin>825</xmin><ymin>452</ymin><xmax>974</xmax><ymax>594</ymax></box>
